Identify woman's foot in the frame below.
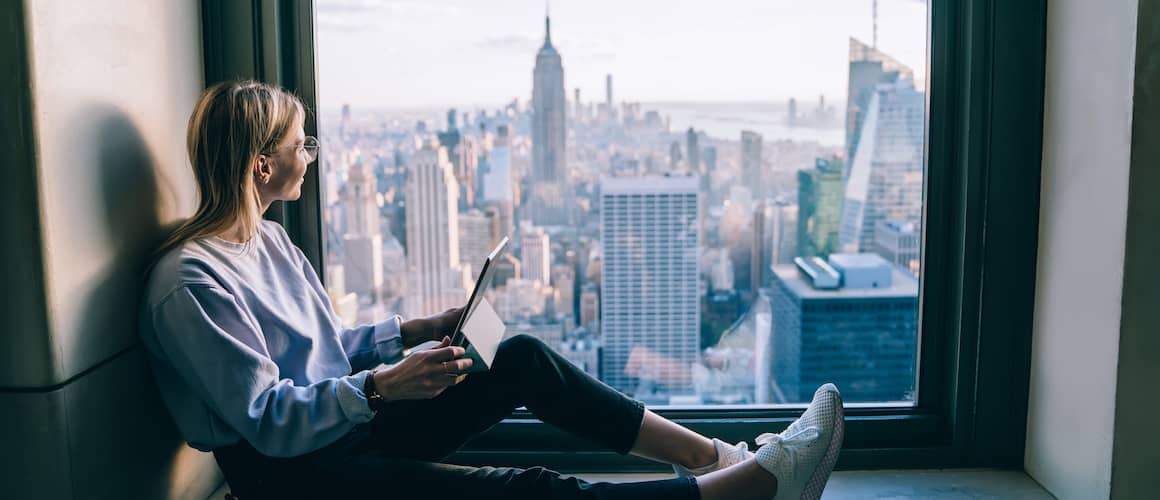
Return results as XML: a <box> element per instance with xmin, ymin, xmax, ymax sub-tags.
<box><xmin>754</xmin><ymin>383</ymin><xmax>844</xmax><ymax>500</ymax></box>
<box><xmin>695</xmin><ymin>384</ymin><xmax>844</xmax><ymax>500</ymax></box>
<box><xmin>672</xmin><ymin>438</ymin><xmax>754</xmax><ymax>477</ymax></box>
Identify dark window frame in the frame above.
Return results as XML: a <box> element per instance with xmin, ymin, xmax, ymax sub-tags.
<box><xmin>201</xmin><ymin>0</ymin><xmax>1045</xmax><ymax>471</ymax></box>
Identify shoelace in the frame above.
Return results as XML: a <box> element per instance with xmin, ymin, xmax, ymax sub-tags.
<box><xmin>755</xmin><ymin>426</ymin><xmax>821</xmax><ymax>471</ymax></box>
<box><xmin>728</xmin><ymin>440</ymin><xmax>751</xmax><ymax>460</ymax></box>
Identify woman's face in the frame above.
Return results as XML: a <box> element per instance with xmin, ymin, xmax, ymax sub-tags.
<box><xmin>257</xmin><ymin>124</ymin><xmax>310</xmax><ymax>203</ymax></box>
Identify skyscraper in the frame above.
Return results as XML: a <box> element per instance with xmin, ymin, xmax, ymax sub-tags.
<box><xmin>669</xmin><ymin>141</ymin><xmax>683</xmax><ymax>170</ymax></box>
<box><xmin>606</xmin><ymin>73</ymin><xmax>613</xmax><ymax>111</ymax></box>
<box><xmin>845</xmin><ymin>37</ymin><xmax>915</xmax><ymax>178</ymax></box>
<box><xmin>530</xmin><ymin>15</ymin><xmax>568</xmax><ymax>226</ymax></box>
<box><xmin>574</xmin><ymin>87</ymin><xmax>582</xmax><ymax>122</ymax></box>
<box><xmin>579</xmin><ymin>282</ymin><xmax>599</xmax><ymax>333</ymax></box>
<box><xmin>686</xmin><ymin>127</ymin><xmax>700</xmax><ymax>174</ymax></box>
<box><xmin>438</xmin><ymin>108</ymin><xmax>479</xmax><ymax>209</ymax></box>
<box><xmin>600</xmin><ymin>176</ymin><xmax>700</xmax><ymax>398</ymax></box>
<box><xmin>751</xmin><ymin>200</ymin><xmax>767</xmax><ymax>293</ymax></box>
<box><xmin>405</xmin><ymin>142</ymin><xmax>467</xmax><ymax>316</ymax></box>
<box><xmin>839</xmin><ymin>77</ymin><xmax>925</xmax><ymax>252</ymax></box>
<box><xmin>482</xmin><ymin>124</ymin><xmax>515</xmax><ymax>243</ymax></box>
<box><xmin>688</xmin><ymin>128</ymin><xmax>707</xmax><ymax>244</ymax></box>
<box><xmin>482</xmin><ymin>125</ymin><xmax>514</xmax><ymax>203</ymax></box>
<box><xmin>703</xmin><ymin>145</ymin><xmax>719</xmax><ymax>205</ymax></box>
<box><xmin>798</xmin><ymin>157</ymin><xmax>844</xmax><ymax>257</ymax></box>
<box><xmin>703</xmin><ymin>145</ymin><xmax>717</xmax><ymax>173</ymax></box>
<box><xmin>340</xmin><ymin>158</ymin><xmax>383</xmax><ymax>300</ymax></box>
<box><xmin>521</xmin><ymin>225</ymin><xmax>551</xmax><ymax>287</ymax></box>
<box><xmin>551</xmin><ymin>263</ymin><xmax>575</xmax><ymax>318</ymax></box>
<box><xmin>770</xmin><ymin>254</ymin><xmax>918</xmax><ymax>403</ymax></box>
<box><xmin>741</xmin><ymin>130</ymin><xmax>763</xmax><ymax>196</ymax></box>
<box><xmin>769</xmin><ymin>199</ymin><xmax>799</xmax><ymax>266</ymax></box>
<box><xmin>459</xmin><ymin>208</ymin><xmax>492</xmax><ymax>280</ymax></box>
<box><xmin>339</xmin><ymin>103</ymin><xmax>351</xmax><ymax>138</ymax></box>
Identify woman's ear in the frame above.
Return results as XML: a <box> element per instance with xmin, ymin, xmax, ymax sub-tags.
<box><xmin>253</xmin><ymin>155</ymin><xmax>273</xmax><ymax>184</ymax></box>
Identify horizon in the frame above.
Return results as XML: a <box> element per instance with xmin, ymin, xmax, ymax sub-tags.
<box><xmin>317</xmin><ymin>0</ymin><xmax>927</xmax><ymax>109</ymax></box>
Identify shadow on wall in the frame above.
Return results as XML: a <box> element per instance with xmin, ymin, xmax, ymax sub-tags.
<box><xmin>65</xmin><ymin>107</ymin><xmax>217</xmax><ymax>499</ymax></box>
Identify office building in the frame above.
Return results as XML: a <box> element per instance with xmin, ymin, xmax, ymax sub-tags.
<box><xmin>845</xmin><ymin>37</ymin><xmax>916</xmax><ymax>178</ymax></box>
<box><xmin>521</xmin><ymin>225</ymin><xmax>550</xmax><ymax>286</ymax></box>
<box><xmin>839</xmin><ymin>78</ymin><xmax>925</xmax><ymax>252</ymax></box>
<box><xmin>798</xmin><ymin>157</ymin><xmax>844</xmax><ymax>257</ymax></box>
<box><xmin>579</xmin><ymin>282</ymin><xmax>600</xmax><ymax>333</ymax></box>
<box><xmin>339</xmin><ymin>158</ymin><xmax>383</xmax><ymax>300</ymax></box>
<box><xmin>686</xmin><ymin>127</ymin><xmax>700</xmax><ymax>174</ymax></box>
<box><xmin>769</xmin><ymin>198</ymin><xmax>798</xmax><ymax>265</ymax></box>
<box><xmin>874</xmin><ymin>220</ymin><xmax>921</xmax><ymax>275</ymax></box>
<box><xmin>741</xmin><ymin>131</ymin><xmax>763</xmax><ymax>196</ymax></box>
<box><xmin>459</xmin><ymin>209</ymin><xmax>492</xmax><ymax>280</ymax></box>
<box><xmin>483</xmin><ymin>125</ymin><xmax>514</xmax><ymax>203</ymax></box>
<box><xmin>600</xmin><ymin>176</ymin><xmax>700</xmax><ymax>398</ymax></box>
<box><xmin>769</xmin><ymin>253</ymin><xmax>918</xmax><ymax>403</ymax></box>
<box><xmin>405</xmin><ymin>142</ymin><xmax>467</xmax><ymax>316</ymax></box>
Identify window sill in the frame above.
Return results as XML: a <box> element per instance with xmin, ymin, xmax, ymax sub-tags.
<box><xmin>209</xmin><ymin>468</ymin><xmax>1053</xmax><ymax>499</ymax></box>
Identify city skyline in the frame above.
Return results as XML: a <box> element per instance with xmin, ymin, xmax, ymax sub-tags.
<box><xmin>317</xmin><ymin>0</ymin><xmax>927</xmax><ymax>405</ymax></box>
<box><xmin>317</xmin><ymin>0</ymin><xmax>928</xmax><ymax>108</ymax></box>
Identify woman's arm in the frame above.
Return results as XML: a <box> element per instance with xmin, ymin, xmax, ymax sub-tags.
<box><xmin>280</xmin><ymin>222</ymin><xmax>460</xmax><ymax>368</ymax></box>
<box><xmin>336</xmin><ymin>316</ymin><xmax>406</xmax><ymax>372</ymax></box>
<box><xmin>151</xmin><ymin>284</ymin><xmax>375</xmax><ymax>458</ymax></box>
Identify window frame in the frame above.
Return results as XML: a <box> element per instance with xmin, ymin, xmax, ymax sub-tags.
<box><xmin>201</xmin><ymin>0</ymin><xmax>1045</xmax><ymax>471</ymax></box>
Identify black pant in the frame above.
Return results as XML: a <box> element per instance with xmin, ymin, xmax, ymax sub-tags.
<box><xmin>213</xmin><ymin>334</ymin><xmax>701</xmax><ymax>500</ymax></box>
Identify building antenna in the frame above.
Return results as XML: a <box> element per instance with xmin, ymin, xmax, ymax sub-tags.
<box><xmin>872</xmin><ymin>0</ymin><xmax>878</xmax><ymax>48</ymax></box>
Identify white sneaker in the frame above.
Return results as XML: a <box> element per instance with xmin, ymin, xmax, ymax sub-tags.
<box><xmin>754</xmin><ymin>383</ymin><xmax>844</xmax><ymax>500</ymax></box>
<box><xmin>672</xmin><ymin>438</ymin><xmax>754</xmax><ymax>477</ymax></box>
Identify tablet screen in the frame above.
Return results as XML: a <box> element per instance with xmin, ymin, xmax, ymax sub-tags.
<box><xmin>451</xmin><ymin>236</ymin><xmax>509</xmax><ymax>347</ymax></box>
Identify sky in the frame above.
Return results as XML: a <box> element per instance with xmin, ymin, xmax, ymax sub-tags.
<box><xmin>316</xmin><ymin>0</ymin><xmax>928</xmax><ymax>111</ymax></box>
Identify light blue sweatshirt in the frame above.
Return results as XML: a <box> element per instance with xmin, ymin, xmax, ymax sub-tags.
<box><xmin>139</xmin><ymin>220</ymin><xmax>404</xmax><ymax>458</ymax></box>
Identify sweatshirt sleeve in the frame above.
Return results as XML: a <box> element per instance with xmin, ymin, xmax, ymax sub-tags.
<box><xmin>338</xmin><ymin>316</ymin><xmax>407</xmax><ymax>373</ymax></box>
<box><xmin>150</xmin><ymin>284</ymin><xmax>376</xmax><ymax>458</ymax></box>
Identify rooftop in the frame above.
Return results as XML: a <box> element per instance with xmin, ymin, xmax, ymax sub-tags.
<box><xmin>772</xmin><ymin>262</ymin><xmax>918</xmax><ymax>300</ymax></box>
<box><xmin>601</xmin><ymin>175</ymin><xmax>699</xmax><ymax>194</ymax></box>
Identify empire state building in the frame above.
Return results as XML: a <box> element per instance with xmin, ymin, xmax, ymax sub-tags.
<box><xmin>530</xmin><ymin>16</ymin><xmax>569</xmax><ymax>226</ymax></box>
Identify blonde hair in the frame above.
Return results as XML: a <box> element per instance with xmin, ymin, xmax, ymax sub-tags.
<box><xmin>155</xmin><ymin>80</ymin><xmax>305</xmax><ymax>259</ymax></box>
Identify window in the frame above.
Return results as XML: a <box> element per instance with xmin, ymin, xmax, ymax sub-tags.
<box><xmin>201</xmin><ymin>0</ymin><xmax>1045</xmax><ymax>470</ymax></box>
<box><xmin>314</xmin><ymin>0</ymin><xmax>928</xmax><ymax>407</ymax></box>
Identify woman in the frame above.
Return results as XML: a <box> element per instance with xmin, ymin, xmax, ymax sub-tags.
<box><xmin>140</xmin><ymin>80</ymin><xmax>844</xmax><ymax>500</ymax></box>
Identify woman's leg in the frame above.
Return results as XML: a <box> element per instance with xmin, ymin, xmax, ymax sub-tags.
<box><xmin>215</xmin><ymin>424</ymin><xmax>702</xmax><ymax>500</ymax></box>
<box><xmin>370</xmin><ymin>334</ymin><xmax>737</xmax><ymax>471</ymax></box>
<box><xmin>369</xmin><ymin>334</ymin><xmax>648</xmax><ymax>460</ymax></box>
<box><xmin>362</xmin><ymin>334</ymin><xmax>841</xmax><ymax>500</ymax></box>
<box><xmin>629</xmin><ymin>409</ymin><xmax>718</xmax><ymax>469</ymax></box>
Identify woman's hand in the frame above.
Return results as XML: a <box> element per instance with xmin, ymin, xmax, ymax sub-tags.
<box><xmin>373</xmin><ymin>336</ymin><xmax>473</xmax><ymax>401</ymax></box>
<box><xmin>400</xmin><ymin>307</ymin><xmax>465</xmax><ymax>348</ymax></box>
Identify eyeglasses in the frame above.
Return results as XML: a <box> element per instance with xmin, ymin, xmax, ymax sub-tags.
<box><xmin>264</xmin><ymin>136</ymin><xmax>320</xmax><ymax>164</ymax></box>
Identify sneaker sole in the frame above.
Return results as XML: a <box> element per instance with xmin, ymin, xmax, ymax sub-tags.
<box><xmin>800</xmin><ymin>384</ymin><xmax>844</xmax><ymax>500</ymax></box>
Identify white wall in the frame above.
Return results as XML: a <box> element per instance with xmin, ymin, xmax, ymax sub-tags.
<box><xmin>27</xmin><ymin>0</ymin><xmax>201</xmax><ymax>384</ymax></box>
<box><xmin>1025</xmin><ymin>0</ymin><xmax>1139</xmax><ymax>498</ymax></box>
<box><xmin>0</xmin><ymin>0</ymin><xmax>220</xmax><ymax>498</ymax></box>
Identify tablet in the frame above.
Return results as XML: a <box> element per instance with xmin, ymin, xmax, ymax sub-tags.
<box><xmin>450</xmin><ymin>236</ymin><xmax>510</xmax><ymax>348</ymax></box>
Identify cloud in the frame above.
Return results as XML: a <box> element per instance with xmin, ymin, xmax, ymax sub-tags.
<box><xmin>476</xmin><ymin>33</ymin><xmax>618</xmax><ymax>62</ymax></box>
<box><xmin>476</xmin><ymin>34</ymin><xmax>542</xmax><ymax>53</ymax></box>
<box><xmin>317</xmin><ymin>0</ymin><xmax>463</xmax><ymax>33</ymax></box>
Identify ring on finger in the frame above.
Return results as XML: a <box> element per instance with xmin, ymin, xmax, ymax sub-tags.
<box><xmin>443</xmin><ymin>361</ymin><xmax>457</xmax><ymax>376</ymax></box>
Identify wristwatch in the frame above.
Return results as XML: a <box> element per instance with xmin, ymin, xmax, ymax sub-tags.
<box><xmin>364</xmin><ymin>370</ymin><xmax>388</xmax><ymax>413</ymax></box>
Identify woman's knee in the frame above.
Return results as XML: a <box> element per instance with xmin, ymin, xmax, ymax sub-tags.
<box><xmin>496</xmin><ymin>334</ymin><xmax>552</xmax><ymax>361</ymax></box>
